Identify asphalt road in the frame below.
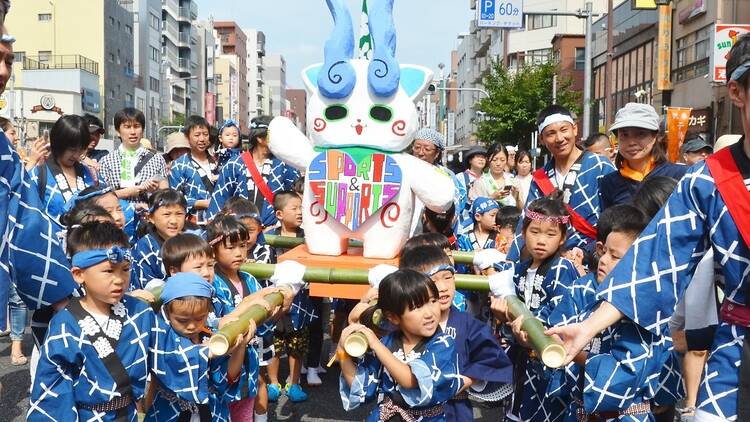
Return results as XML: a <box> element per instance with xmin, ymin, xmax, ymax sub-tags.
<box><xmin>0</xmin><ymin>332</ymin><xmax>504</xmax><ymax>422</ymax></box>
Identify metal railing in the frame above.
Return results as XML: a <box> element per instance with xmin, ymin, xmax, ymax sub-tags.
<box><xmin>23</xmin><ymin>55</ymin><xmax>99</xmax><ymax>75</ymax></box>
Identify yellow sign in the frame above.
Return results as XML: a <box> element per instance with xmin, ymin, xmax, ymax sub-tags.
<box><xmin>0</xmin><ymin>98</ymin><xmax>6</xmax><ymax>110</ymax></box>
<box><xmin>656</xmin><ymin>4</ymin><xmax>673</xmax><ymax>90</ymax></box>
<box><xmin>632</xmin><ymin>0</ymin><xmax>657</xmax><ymax>9</ymax></box>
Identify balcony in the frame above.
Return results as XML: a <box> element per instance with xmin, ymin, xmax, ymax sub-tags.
<box><xmin>178</xmin><ymin>58</ymin><xmax>190</xmax><ymax>73</ymax></box>
<box><xmin>23</xmin><ymin>54</ymin><xmax>99</xmax><ymax>75</ymax></box>
<box><xmin>178</xmin><ymin>31</ymin><xmax>190</xmax><ymax>47</ymax></box>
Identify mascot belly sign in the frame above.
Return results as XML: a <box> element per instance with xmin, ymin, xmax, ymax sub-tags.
<box><xmin>268</xmin><ymin>0</ymin><xmax>454</xmax><ymax>259</ymax></box>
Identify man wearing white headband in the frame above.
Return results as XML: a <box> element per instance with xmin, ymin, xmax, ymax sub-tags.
<box><xmin>547</xmin><ymin>33</ymin><xmax>750</xmax><ymax>422</ymax></box>
<box><xmin>507</xmin><ymin>105</ymin><xmax>615</xmax><ymax>261</ymax></box>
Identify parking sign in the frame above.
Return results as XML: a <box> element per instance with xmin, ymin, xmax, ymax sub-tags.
<box><xmin>477</xmin><ymin>0</ymin><xmax>523</xmax><ymax>28</ymax></box>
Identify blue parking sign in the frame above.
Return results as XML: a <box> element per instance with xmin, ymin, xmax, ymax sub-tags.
<box><xmin>481</xmin><ymin>0</ymin><xmax>495</xmax><ymax>20</ymax></box>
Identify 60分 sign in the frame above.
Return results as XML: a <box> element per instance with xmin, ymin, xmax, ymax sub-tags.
<box><xmin>478</xmin><ymin>0</ymin><xmax>523</xmax><ymax>29</ymax></box>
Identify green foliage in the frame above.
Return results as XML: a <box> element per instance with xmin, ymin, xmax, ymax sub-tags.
<box><xmin>161</xmin><ymin>112</ymin><xmax>185</xmax><ymax>128</ymax></box>
<box><xmin>475</xmin><ymin>60</ymin><xmax>581</xmax><ymax>150</ymax></box>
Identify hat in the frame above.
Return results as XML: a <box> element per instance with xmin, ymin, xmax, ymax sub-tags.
<box><xmin>714</xmin><ymin>134</ymin><xmax>741</xmax><ymax>152</ymax></box>
<box><xmin>140</xmin><ymin>138</ymin><xmax>154</xmax><ymax>151</ymax></box>
<box><xmin>680</xmin><ymin>135</ymin><xmax>713</xmax><ymax>154</ymax></box>
<box><xmin>464</xmin><ymin>145</ymin><xmax>487</xmax><ymax>164</ymax></box>
<box><xmin>165</xmin><ymin>131</ymin><xmax>190</xmax><ymax>154</ymax></box>
<box><xmin>471</xmin><ymin>197</ymin><xmax>499</xmax><ymax>217</ymax></box>
<box><xmin>160</xmin><ymin>272</ymin><xmax>214</xmax><ymax>305</ymax></box>
<box><xmin>609</xmin><ymin>103</ymin><xmax>660</xmax><ymax>133</ymax></box>
<box><xmin>414</xmin><ymin>128</ymin><xmax>445</xmax><ymax>150</ymax></box>
<box><xmin>88</xmin><ymin>124</ymin><xmax>105</xmax><ymax>135</ymax></box>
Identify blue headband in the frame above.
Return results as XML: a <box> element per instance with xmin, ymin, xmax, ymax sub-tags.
<box><xmin>71</xmin><ymin>246</ymin><xmax>132</xmax><ymax>269</ymax></box>
<box><xmin>63</xmin><ymin>186</ymin><xmax>114</xmax><ymax>213</ymax></box>
<box><xmin>730</xmin><ymin>61</ymin><xmax>750</xmax><ymax>82</ymax></box>
<box><xmin>471</xmin><ymin>197</ymin><xmax>500</xmax><ymax>216</ymax></box>
<box><xmin>161</xmin><ymin>272</ymin><xmax>214</xmax><ymax>305</ymax></box>
<box><xmin>427</xmin><ymin>264</ymin><xmax>456</xmax><ymax>277</ymax></box>
<box><xmin>219</xmin><ymin>119</ymin><xmax>240</xmax><ymax>135</ymax></box>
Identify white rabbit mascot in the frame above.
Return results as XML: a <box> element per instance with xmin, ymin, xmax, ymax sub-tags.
<box><xmin>268</xmin><ymin>0</ymin><xmax>455</xmax><ymax>259</ymax></box>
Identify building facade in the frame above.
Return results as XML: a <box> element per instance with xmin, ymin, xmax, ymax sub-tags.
<box><xmin>125</xmin><ymin>0</ymin><xmax>162</xmax><ymax>140</ymax></box>
<box><xmin>214</xmin><ymin>22</ymin><xmax>249</xmax><ymax>130</ymax></box>
<box><xmin>8</xmin><ymin>0</ymin><xmax>134</xmax><ymax>136</ymax></box>
<box><xmin>214</xmin><ymin>55</ymin><xmax>238</xmax><ymax>125</ymax></box>
<box><xmin>265</xmin><ymin>54</ymin><xmax>286</xmax><ymax>117</ymax></box>
<box><xmin>161</xmin><ymin>0</ymin><xmax>199</xmax><ymax>122</ymax></box>
<box><xmin>245</xmin><ymin>29</ymin><xmax>266</xmax><ymax>121</ymax></box>
<box><xmin>286</xmin><ymin>88</ymin><xmax>306</xmax><ymax>133</ymax></box>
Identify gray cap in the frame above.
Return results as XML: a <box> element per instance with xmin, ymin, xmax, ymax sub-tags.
<box><xmin>610</xmin><ymin>103</ymin><xmax>660</xmax><ymax>133</ymax></box>
<box><xmin>681</xmin><ymin>135</ymin><xmax>713</xmax><ymax>154</ymax></box>
<box><xmin>414</xmin><ymin>128</ymin><xmax>445</xmax><ymax>150</ymax></box>
<box><xmin>464</xmin><ymin>145</ymin><xmax>487</xmax><ymax>164</ymax></box>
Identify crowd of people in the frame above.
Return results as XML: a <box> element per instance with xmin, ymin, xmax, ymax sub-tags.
<box><xmin>0</xmin><ymin>0</ymin><xmax>749</xmax><ymax>418</ymax></box>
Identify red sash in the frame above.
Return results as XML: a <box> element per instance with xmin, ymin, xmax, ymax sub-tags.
<box><xmin>705</xmin><ymin>147</ymin><xmax>750</xmax><ymax>251</ymax></box>
<box><xmin>240</xmin><ymin>151</ymin><xmax>275</xmax><ymax>205</ymax></box>
<box><xmin>532</xmin><ymin>168</ymin><xmax>597</xmax><ymax>240</ymax></box>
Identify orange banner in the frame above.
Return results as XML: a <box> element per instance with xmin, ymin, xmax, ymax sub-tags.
<box><xmin>656</xmin><ymin>4</ymin><xmax>673</xmax><ymax>90</ymax></box>
<box><xmin>666</xmin><ymin>107</ymin><xmax>692</xmax><ymax>163</ymax></box>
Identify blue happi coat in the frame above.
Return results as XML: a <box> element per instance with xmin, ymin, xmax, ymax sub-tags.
<box><xmin>340</xmin><ymin>329</ymin><xmax>464</xmax><ymax>421</ymax></box>
<box><xmin>0</xmin><ymin>131</ymin><xmax>77</xmax><ymax>326</ymax></box>
<box><xmin>131</xmin><ymin>232</ymin><xmax>166</xmax><ymax>290</ymax></box>
<box><xmin>168</xmin><ymin>153</ymin><xmax>216</xmax><ymax>224</ymax></box>
<box><xmin>207</xmin><ymin>154</ymin><xmax>298</xmax><ymax>227</ymax></box>
<box><xmin>146</xmin><ymin>309</ymin><xmax>241</xmax><ymax>422</ymax></box>
<box><xmin>453</xmin><ymin>170</ymin><xmax>479</xmax><ymax>236</ymax></box>
<box><xmin>28</xmin><ymin>296</ymin><xmax>155</xmax><ymax>422</ymax></box>
<box><xmin>507</xmin><ymin>151</ymin><xmax>615</xmax><ymax>261</ymax></box>
<box><xmin>444</xmin><ymin>309</ymin><xmax>513</xmax><ymax>421</ymax></box>
<box><xmin>596</xmin><ymin>140</ymin><xmax>750</xmax><ymax>421</ymax></box>
<box><xmin>210</xmin><ymin>271</ymin><xmax>275</xmax><ymax>398</ymax></box>
<box><xmin>498</xmin><ymin>256</ymin><xmax>579</xmax><ymax>421</ymax></box>
<box><xmin>29</xmin><ymin>161</ymin><xmax>102</xmax><ymax>226</ymax></box>
<box><xmin>545</xmin><ymin>273</ymin><xmax>684</xmax><ymax>422</ymax></box>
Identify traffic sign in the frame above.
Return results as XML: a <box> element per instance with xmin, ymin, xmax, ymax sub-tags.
<box><xmin>477</xmin><ymin>0</ymin><xmax>523</xmax><ymax>29</ymax></box>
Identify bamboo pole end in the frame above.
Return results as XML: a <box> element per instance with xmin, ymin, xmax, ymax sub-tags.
<box><xmin>541</xmin><ymin>343</ymin><xmax>567</xmax><ymax>368</ymax></box>
<box><xmin>209</xmin><ymin>334</ymin><xmax>231</xmax><ymax>357</ymax></box>
<box><xmin>343</xmin><ymin>332</ymin><xmax>369</xmax><ymax>358</ymax></box>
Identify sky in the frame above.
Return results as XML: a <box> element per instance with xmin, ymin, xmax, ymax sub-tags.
<box><xmin>194</xmin><ymin>0</ymin><xmax>474</xmax><ymax>88</ymax></box>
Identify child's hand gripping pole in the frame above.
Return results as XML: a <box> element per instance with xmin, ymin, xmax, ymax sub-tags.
<box><xmin>208</xmin><ymin>261</ymin><xmax>306</xmax><ymax>356</ymax></box>
<box><xmin>489</xmin><ymin>263</ymin><xmax>566</xmax><ymax>369</ymax></box>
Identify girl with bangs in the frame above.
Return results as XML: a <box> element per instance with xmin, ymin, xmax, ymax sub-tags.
<box><xmin>339</xmin><ymin>269</ymin><xmax>464</xmax><ymax>421</ymax></box>
<box><xmin>206</xmin><ymin>213</ymin><xmax>293</xmax><ymax>422</ymax></box>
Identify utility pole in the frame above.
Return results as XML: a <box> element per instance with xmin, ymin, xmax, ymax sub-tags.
<box><xmin>604</xmin><ymin>0</ymin><xmax>614</xmax><ymax>130</ymax></box>
<box><xmin>582</xmin><ymin>2</ymin><xmax>593</xmax><ymax>138</ymax></box>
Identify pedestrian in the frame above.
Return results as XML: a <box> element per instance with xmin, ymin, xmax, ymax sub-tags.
<box><xmin>208</xmin><ymin>115</ymin><xmax>299</xmax><ymax>227</ymax></box>
<box><xmin>508</xmin><ymin>105</ymin><xmax>615</xmax><ymax>261</ymax></box>
<box><xmin>680</xmin><ymin>134</ymin><xmax>713</xmax><ymax>166</ymax></box>
<box><xmin>454</xmin><ymin>144</ymin><xmax>487</xmax><ymax>235</ymax></box>
<box><xmin>99</xmin><ymin>107</ymin><xmax>168</xmax><ymax>204</ymax></box>
<box><xmin>514</xmin><ymin>150</ymin><xmax>533</xmax><ymax>207</ymax></box>
<box><xmin>27</xmin><ymin>222</ymin><xmax>155</xmax><ymax>421</ymax></box>
<box><xmin>162</xmin><ymin>130</ymin><xmax>190</xmax><ymax>171</ymax></box>
<box><xmin>29</xmin><ymin>115</ymin><xmax>102</xmax><ymax>226</ymax></box>
<box><xmin>215</xmin><ymin>119</ymin><xmax>242</xmax><ymax>170</ymax></box>
<box><xmin>582</xmin><ymin>132</ymin><xmax>616</xmax><ymax>162</ymax></box>
<box><xmin>82</xmin><ymin>113</ymin><xmax>109</xmax><ymax>162</ymax></box>
<box><xmin>339</xmin><ymin>269</ymin><xmax>463</xmax><ymax>421</ymax></box>
<box><xmin>599</xmin><ymin>102</ymin><xmax>686</xmax><ymax>210</ymax></box>
<box><xmin>469</xmin><ymin>143</ymin><xmax>520</xmax><ymax>208</ymax></box>
<box><xmin>169</xmin><ymin>115</ymin><xmax>217</xmax><ymax>225</ymax></box>
<box><xmin>546</xmin><ymin>34</ymin><xmax>750</xmax><ymax>422</ymax></box>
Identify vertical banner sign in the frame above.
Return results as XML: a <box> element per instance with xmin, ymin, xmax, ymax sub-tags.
<box><xmin>204</xmin><ymin>93</ymin><xmax>216</xmax><ymax>126</ymax></box>
<box><xmin>656</xmin><ymin>4</ymin><xmax>673</xmax><ymax>90</ymax></box>
<box><xmin>477</xmin><ymin>0</ymin><xmax>524</xmax><ymax>29</ymax></box>
<box><xmin>666</xmin><ymin>107</ymin><xmax>692</xmax><ymax>163</ymax></box>
<box><xmin>447</xmin><ymin>112</ymin><xmax>455</xmax><ymax>146</ymax></box>
<box><xmin>713</xmin><ymin>24</ymin><xmax>750</xmax><ymax>82</ymax></box>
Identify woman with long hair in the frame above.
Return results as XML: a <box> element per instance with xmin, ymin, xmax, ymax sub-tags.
<box><xmin>469</xmin><ymin>143</ymin><xmax>519</xmax><ymax>208</ymax></box>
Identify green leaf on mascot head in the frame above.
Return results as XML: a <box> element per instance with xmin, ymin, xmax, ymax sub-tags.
<box><xmin>302</xmin><ymin>64</ymin><xmax>324</xmax><ymax>94</ymax></box>
<box><xmin>399</xmin><ymin>65</ymin><xmax>432</xmax><ymax>101</ymax></box>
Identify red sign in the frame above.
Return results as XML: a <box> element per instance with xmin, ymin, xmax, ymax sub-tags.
<box><xmin>713</xmin><ymin>24</ymin><xmax>750</xmax><ymax>82</ymax></box>
<box><xmin>204</xmin><ymin>93</ymin><xmax>216</xmax><ymax>126</ymax></box>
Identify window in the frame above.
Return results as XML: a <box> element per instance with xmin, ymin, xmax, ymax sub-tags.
<box><xmin>38</xmin><ymin>51</ymin><xmax>51</xmax><ymax>64</ymax></box>
<box><xmin>109</xmin><ymin>16</ymin><xmax>115</xmax><ymax>26</ymax></box>
<box><xmin>38</xmin><ymin>13</ymin><xmax>52</xmax><ymax>21</ymax></box>
<box><xmin>109</xmin><ymin>89</ymin><xmax>115</xmax><ymax>99</ymax></box>
<box><xmin>526</xmin><ymin>48</ymin><xmax>551</xmax><ymax>65</ymax></box>
<box><xmin>109</xmin><ymin>53</ymin><xmax>115</xmax><ymax>63</ymax></box>
<box><xmin>150</xmin><ymin>77</ymin><xmax>160</xmax><ymax>92</ymax></box>
<box><xmin>14</xmin><ymin>51</ymin><xmax>25</xmax><ymax>63</ymax></box>
<box><xmin>150</xmin><ymin>14</ymin><xmax>160</xmax><ymax>31</ymax></box>
<box><xmin>674</xmin><ymin>24</ymin><xmax>712</xmax><ymax>81</ymax></box>
<box><xmin>575</xmin><ymin>47</ymin><xmax>585</xmax><ymax>70</ymax></box>
<box><xmin>150</xmin><ymin>46</ymin><xmax>159</xmax><ymax>62</ymax></box>
<box><xmin>527</xmin><ymin>15</ymin><xmax>556</xmax><ymax>31</ymax></box>
<box><xmin>125</xmin><ymin>24</ymin><xmax>133</xmax><ymax>35</ymax></box>
<box><xmin>216</xmin><ymin>74</ymin><xmax>223</xmax><ymax>83</ymax></box>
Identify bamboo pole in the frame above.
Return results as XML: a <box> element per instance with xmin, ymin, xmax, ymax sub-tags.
<box><xmin>262</xmin><ymin>235</ymin><xmax>475</xmax><ymax>265</ymax></box>
<box><xmin>208</xmin><ymin>291</ymin><xmax>285</xmax><ymax>356</ymax></box>
<box><xmin>240</xmin><ymin>262</ymin><xmax>564</xmax><ymax>367</ymax></box>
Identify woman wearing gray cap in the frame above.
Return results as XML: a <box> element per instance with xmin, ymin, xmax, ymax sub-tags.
<box><xmin>599</xmin><ymin>103</ymin><xmax>686</xmax><ymax>210</ymax></box>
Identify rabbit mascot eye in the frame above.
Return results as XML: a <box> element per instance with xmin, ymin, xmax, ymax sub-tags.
<box><xmin>268</xmin><ymin>0</ymin><xmax>454</xmax><ymax>259</ymax></box>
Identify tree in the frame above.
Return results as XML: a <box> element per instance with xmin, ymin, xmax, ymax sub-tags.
<box><xmin>475</xmin><ymin>60</ymin><xmax>581</xmax><ymax>151</ymax></box>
